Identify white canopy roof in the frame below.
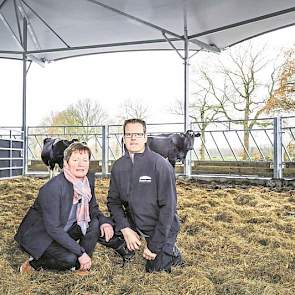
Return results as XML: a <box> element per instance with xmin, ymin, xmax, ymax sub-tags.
<box><xmin>0</xmin><ymin>0</ymin><xmax>294</xmax><ymax>62</ymax></box>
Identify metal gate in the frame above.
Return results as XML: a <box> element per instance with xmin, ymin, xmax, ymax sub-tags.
<box><xmin>0</xmin><ymin>128</ymin><xmax>24</xmax><ymax>179</ymax></box>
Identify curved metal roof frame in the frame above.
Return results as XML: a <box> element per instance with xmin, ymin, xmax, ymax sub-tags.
<box><xmin>0</xmin><ymin>0</ymin><xmax>294</xmax><ymax>62</ymax></box>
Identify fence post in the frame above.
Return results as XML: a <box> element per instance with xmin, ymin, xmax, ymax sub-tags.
<box><xmin>22</xmin><ymin>127</ymin><xmax>28</xmax><ymax>175</ymax></box>
<box><xmin>184</xmin><ymin>123</ymin><xmax>192</xmax><ymax>177</ymax></box>
<box><xmin>9</xmin><ymin>135</ymin><xmax>12</xmax><ymax>177</ymax></box>
<box><xmin>102</xmin><ymin>125</ymin><xmax>109</xmax><ymax>177</ymax></box>
<box><xmin>184</xmin><ymin>153</ymin><xmax>192</xmax><ymax>177</ymax></box>
<box><xmin>273</xmin><ymin>116</ymin><xmax>283</xmax><ymax>179</ymax></box>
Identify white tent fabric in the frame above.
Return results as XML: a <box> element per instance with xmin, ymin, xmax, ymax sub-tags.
<box><xmin>0</xmin><ymin>0</ymin><xmax>294</xmax><ymax>62</ymax></box>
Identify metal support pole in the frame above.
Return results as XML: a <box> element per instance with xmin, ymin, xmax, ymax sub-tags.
<box><xmin>273</xmin><ymin>116</ymin><xmax>283</xmax><ymax>179</ymax></box>
<box><xmin>183</xmin><ymin>2</ymin><xmax>191</xmax><ymax>177</ymax></box>
<box><xmin>183</xmin><ymin>28</ymin><xmax>189</xmax><ymax>130</ymax></box>
<box><xmin>184</xmin><ymin>41</ymin><xmax>189</xmax><ymax>132</ymax></box>
<box><xmin>101</xmin><ymin>125</ymin><xmax>109</xmax><ymax>177</ymax></box>
<box><xmin>22</xmin><ymin>17</ymin><xmax>27</xmax><ymax>175</ymax></box>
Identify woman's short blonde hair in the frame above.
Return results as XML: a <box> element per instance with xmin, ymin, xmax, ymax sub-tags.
<box><xmin>64</xmin><ymin>142</ymin><xmax>91</xmax><ymax>162</ymax></box>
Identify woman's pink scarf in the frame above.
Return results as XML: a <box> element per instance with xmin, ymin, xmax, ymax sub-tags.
<box><xmin>63</xmin><ymin>162</ymin><xmax>92</xmax><ymax>235</ymax></box>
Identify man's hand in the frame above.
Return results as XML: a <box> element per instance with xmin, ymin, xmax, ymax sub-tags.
<box><xmin>121</xmin><ymin>227</ymin><xmax>141</xmax><ymax>251</ymax></box>
<box><xmin>100</xmin><ymin>223</ymin><xmax>114</xmax><ymax>242</ymax></box>
<box><xmin>78</xmin><ymin>253</ymin><xmax>91</xmax><ymax>270</ymax></box>
<box><xmin>143</xmin><ymin>246</ymin><xmax>157</xmax><ymax>260</ymax></box>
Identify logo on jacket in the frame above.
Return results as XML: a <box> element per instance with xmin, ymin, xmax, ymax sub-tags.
<box><xmin>139</xmin><ymin>175</ymin><xmax>152</xmax><ymax>183</ymax></box>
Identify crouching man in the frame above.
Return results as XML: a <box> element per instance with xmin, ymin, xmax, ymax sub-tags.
<box><xmin>107</xmin><ymin>118</ymin><xmax>183</xmax><ymax>272</ymax></box>
<box><xmin>15</xmin><ymin>142</ymin><xmax>128</xmax><ymax>275</ymax></box>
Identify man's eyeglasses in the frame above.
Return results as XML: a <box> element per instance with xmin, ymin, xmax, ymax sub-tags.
<box><xmin>124</xmin><ymin>133</ymin><xmax>145</xmax><ymax>138</ymax></box>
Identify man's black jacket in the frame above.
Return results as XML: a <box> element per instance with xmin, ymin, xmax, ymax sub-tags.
<box><xmin>107</xmin><ymin>147</ymin><xmax>180</xmax><ymax>254</ymax></box>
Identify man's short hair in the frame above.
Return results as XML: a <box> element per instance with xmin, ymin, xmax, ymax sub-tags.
<box><xmin>64</xmin><ymin>142</ymin><xmax>92</xmax><ymax>162</ymax></box>
<box><xmin>123</xmin><ymin>118</ymin><xmax>146</xmax><ymax>134</ymax></box>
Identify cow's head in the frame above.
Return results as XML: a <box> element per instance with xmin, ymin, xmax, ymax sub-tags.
<box><xmin>184</xmin><ymin>130</ymin><xmax>196</xmax><ymax>151</ymax></box>
<box><xmin>43</xmin><ymin>137</ymin><xmax>53</xmax><ymax>145</ymax></box>
<box><xmin>172</xmin><ymin>130</ymin><xmax>196</xmax><ymax>164</ymax></box>
<box><xmin>62</xmin><ymin>138</ymin><xmax>79</xmax><ymax>147</ymax></box>
<box><xmin>54</xmin><ymin>139</ymin><xmax>79</xmax><ymax>156</ymax></box>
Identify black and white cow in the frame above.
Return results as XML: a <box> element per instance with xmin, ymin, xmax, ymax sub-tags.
<box><xmin>41</xmin><ymin>138</ymin><xmax>79</xmax><ymax>174</ymax></box>
<box><xmin>147</xmin><ymin>130</ymin><xmax>200</xmax><ymax>167</ymax></box>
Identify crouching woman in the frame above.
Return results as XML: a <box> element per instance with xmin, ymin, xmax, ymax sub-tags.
<box><xmin>15</xmin><ymin>142</ymin><xmax>113</xmax><ymax>274</ymax></box>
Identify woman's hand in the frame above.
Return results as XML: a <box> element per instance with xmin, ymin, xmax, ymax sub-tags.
<box><xmin>78</xmin><ymin>253</ymin><xmax>92</xmax><ymax>270</ymax></box>
<box><xmin>100</xmin><ymin>223</ymin><xmax>114</xmax><ymax>242</ymax></box>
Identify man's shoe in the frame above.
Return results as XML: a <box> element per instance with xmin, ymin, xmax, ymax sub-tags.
<box><xmin>172</xmin><ymin>254</ymin><xmax>185</xmax><ymax>267</ymax></box>
<box><xmin>20</xmin><ymin>260</ymin><xmax>34</xmax><ymax>273</ymax></box>
<box><xmin>171</xmin><ymin>246</ymin><xmax>185</xmax><ymax>267</ymax></box>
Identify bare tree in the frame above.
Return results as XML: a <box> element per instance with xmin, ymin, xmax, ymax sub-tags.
<box><xmin>40</xmin><ymin>98</ymin><xmax>108</xmax><ymax>142</ymax></box>
<box><xmin>67</xmin><ymin>98</ymin><xmax>108</xmax><ymax>141</ymax></box>
<box><xmin>170</xmin><ymin>79</ymin><xmax>224</xmax><ymax>160</ymax></box>
<box><xmin>197</xmin><ymin>42</ymin><xmax>287</xmax><ymax>159</ymax></box>
<box><xmin>170</xmin><ymin>42</ymin><xmax>294</xmax><ymax>160</ymax></box>
<box><xmin>117</xmin><ymin>98</ymin><xmax>149</xmax><ymax>122</ymax></box>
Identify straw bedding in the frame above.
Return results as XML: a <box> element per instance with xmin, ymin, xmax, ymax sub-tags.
<box><xmin>0</xmin><ymin>177</ymin><xmax>294</xmax><ymax>295</ymax></box>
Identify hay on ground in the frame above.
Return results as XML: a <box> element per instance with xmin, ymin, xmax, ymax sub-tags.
<box><xmin>0</xmin><ymin>177</ymin><xmax>295</xmax><ymax>295</ymax></box>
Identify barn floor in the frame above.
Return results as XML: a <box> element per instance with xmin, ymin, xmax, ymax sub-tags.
<box><xmin>0</xmin><ymin>177</ymin><xmax>295</xmax><ymax>295</ymax></box>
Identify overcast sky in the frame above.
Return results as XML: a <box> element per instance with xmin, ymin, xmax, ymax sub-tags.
<box><xmin>0</xmin><ymin>26</ymin><xmax>294</xmax><ymax>127</ymax></box>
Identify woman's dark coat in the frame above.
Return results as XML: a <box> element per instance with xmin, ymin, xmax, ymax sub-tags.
<box><xmin>15</xmin><ymin>172</ymin><xmax>109</xmax><ymax>259</ymax></box>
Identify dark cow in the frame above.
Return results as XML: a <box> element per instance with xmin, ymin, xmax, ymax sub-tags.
<box><xmin>147</xmin><ymin>130</ymin><xmax>200</xmax><ymax>167</ymax></box>
<box><xmin>41</xmin><ymin>137</ymin><xmax>79</xmax><ymax>172</ymax></box>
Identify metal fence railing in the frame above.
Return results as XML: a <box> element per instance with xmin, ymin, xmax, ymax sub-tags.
<box><xmin>3</xmin><ymin>116</ymin><xmax>294</xmax><ymax>180</ymax></box>
<box><xmin>189</xmin><ymin>116</ymin><xmax>295</xmax><ymax>178</ymax></box>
